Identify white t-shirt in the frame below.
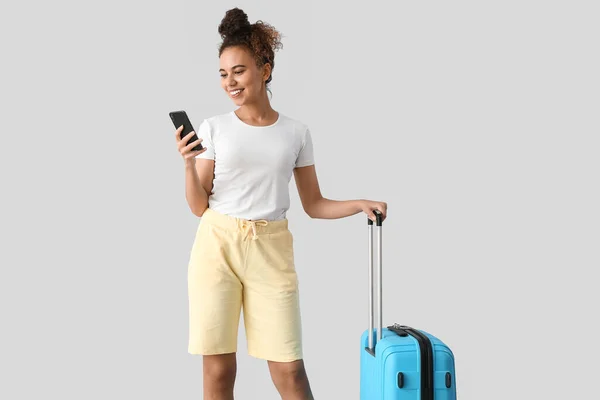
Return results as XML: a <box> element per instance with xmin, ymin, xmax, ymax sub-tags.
<box><xmin>195</xmin><ymin>110</ymin><xmax>315</xmax><ymax>221</ymax></box>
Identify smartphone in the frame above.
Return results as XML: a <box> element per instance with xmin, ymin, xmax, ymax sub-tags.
<box><xmin>169</xmin><ymin>110</ymin><xmax>203</xmax><ymax>151</ymax></box>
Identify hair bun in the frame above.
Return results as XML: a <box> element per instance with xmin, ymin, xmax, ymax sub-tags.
<box><xmin>218</xmin><ymin>8</ymin><xmax>251</xmax><ymax>39</ymax></box>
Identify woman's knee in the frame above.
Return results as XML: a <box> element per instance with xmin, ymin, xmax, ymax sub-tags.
<box><xmin>203</xmin><ymin>353</ymin><xmax>237</xmax><ymax>386</ymax></box>
<box><xmin>268</xmin><ymin>359</ymin><xmax>309</xmax><ymax>390</ymax></box>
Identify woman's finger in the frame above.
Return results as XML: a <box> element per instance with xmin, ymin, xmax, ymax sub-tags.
<box><xmin>176</xmin><ymin>129</ymin><xmax>195</xmax><ymax>145</ymax></box>
<box><xmin>366</xmin><ymin>208</ymin><xmax>377</xmax><ymax>221</ymax></box>
<box><xmin>178</xmin><ymin>136</ymin><xmax>201</xmax><ymax>152</ymax></box>
<box><xmin>184</xmin><ymin>130</ymin><xmax>196</xmax><ymax>140</ymax></box>
<box><xmin>174</xmin><ymin>125</ymin><xmax>184</xmax><ymax>141</ymax></box>
<box><xmin>374</xmin><ymin>206</ymin><xmax>386</xmax><ymax>221</ymax></box>
<box><xmin>183</xmin><ymin>138</ymin><xmax>203</xmax><ymax>152</ymax></box>
<box><xmin>179</xmin><ymin>131</ymin><xmax>196</xmax><ymax>146</ymax></box>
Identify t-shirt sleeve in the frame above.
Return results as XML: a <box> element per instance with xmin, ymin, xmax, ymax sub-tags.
<box><xmin>195</xmin><ymin>119</ymin><xmax>214</xmax><ymax>160</ymax></box>
<box><xmin>295</xmin><ymin>127</ymin><xmax>315</xmax><ymax>168</ymax></box>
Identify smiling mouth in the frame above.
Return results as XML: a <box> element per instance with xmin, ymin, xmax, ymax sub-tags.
<box><xmin>230</xmin><ymin>88</ymin><xmax>244</xmax><ymax>97</ymax></box>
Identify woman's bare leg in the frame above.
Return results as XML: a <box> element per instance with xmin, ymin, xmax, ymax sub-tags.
<box><xmin>203</xmin><ymin>353</ymin><xmax>237</xmax><ymax>400</ymax></box>
<box><xmin>268</xmin><ymin>359</ymin><xmax>314</xmax><ymax>400</ymax></box>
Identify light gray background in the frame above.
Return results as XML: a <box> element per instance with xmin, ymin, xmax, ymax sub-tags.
<box><xmin>1</xmin><ymin>1</ymin><xmax>598</xmax><ymax>399</ymax></box>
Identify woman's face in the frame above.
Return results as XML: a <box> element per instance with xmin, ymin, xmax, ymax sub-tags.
<box><xmin>219</xmin><ymin>46</ymin><xmax>269</xmax><ymax>105</ymax></box>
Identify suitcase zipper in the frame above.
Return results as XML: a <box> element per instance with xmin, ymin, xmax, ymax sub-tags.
<box><xmin>388</xmin><ymin>324</ymin><xmax>434</xmax><ymax>400</ymax></box>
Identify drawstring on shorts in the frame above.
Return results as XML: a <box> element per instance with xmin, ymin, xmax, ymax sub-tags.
<box><xmin>238</xmin><ymin>219</ymin><xmax>269</xmax><ymax>240</ymax></box>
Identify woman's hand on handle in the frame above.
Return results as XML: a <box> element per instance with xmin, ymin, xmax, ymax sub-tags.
<box><xmin>174</xmin><ymin>125</ymin><xmax>206</xmax><ymax>164</ymax></box>
<box><xmin>359</xmin><ymin>200</ymin><xmax>388</xmax><ymax>223</ymax></box>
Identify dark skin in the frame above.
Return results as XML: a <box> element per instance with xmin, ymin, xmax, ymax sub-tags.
<box><xmin>175</xmin><ymin>45</ymin><xmax>387</xmax><ymax>399</ymax></box>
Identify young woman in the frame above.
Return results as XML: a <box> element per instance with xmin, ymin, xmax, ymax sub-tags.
<box><xmin>174</xmin><ymin>8</ymin><xmax>387</xmax><ymax>400</ymax></box>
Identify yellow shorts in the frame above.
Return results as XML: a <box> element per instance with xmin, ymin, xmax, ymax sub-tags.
<box><xmin>187</xmin><ymin>208</ymin><xmax>303</xmax><ymax>362</ymax></box>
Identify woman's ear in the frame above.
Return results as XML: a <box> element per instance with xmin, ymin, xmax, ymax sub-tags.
<box><xmin>263</xmin><ymin>63</ymin><xmax>272</xmax><ymax>82</ymax></box>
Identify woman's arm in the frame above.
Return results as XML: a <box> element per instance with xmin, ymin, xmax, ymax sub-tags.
<box><xmin>185</xmin><ymin>158</ymin><xmax>214</xmax><ymax>217</ymax></box>
<box><xmin>293</xmin><ymin>165</ymin><xmax>387</xmax><ymax>221</ymax></box>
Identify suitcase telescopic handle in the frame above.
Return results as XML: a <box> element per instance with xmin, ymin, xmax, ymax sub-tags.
<box><xmin>367</xmin><ymin>210</ymin><xmax>383</xmax><ymax>354</ymax></box>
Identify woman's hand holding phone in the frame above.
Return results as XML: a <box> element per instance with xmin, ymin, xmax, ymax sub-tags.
<box><xmin>175</xmin><ymin>125</ymin><xmax>207</xmax><ymax>165</ymax></box>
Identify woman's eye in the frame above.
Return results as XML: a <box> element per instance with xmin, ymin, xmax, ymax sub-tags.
<box><xmin>220</xmin><ymin>71</ymin><xmax>243</xmax><ymax>78</ymax></box>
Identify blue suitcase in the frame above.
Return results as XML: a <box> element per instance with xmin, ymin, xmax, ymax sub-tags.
<box><xmin>360</xmin><ymin>212</ymin><xmax>457</xmax><ymax>399</ymax></box>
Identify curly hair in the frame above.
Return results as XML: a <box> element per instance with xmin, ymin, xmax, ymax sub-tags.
<box><xmin>218</xmin><ymin>8</ymin><xmax>283</xmax><ymax>95</ymax></box>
